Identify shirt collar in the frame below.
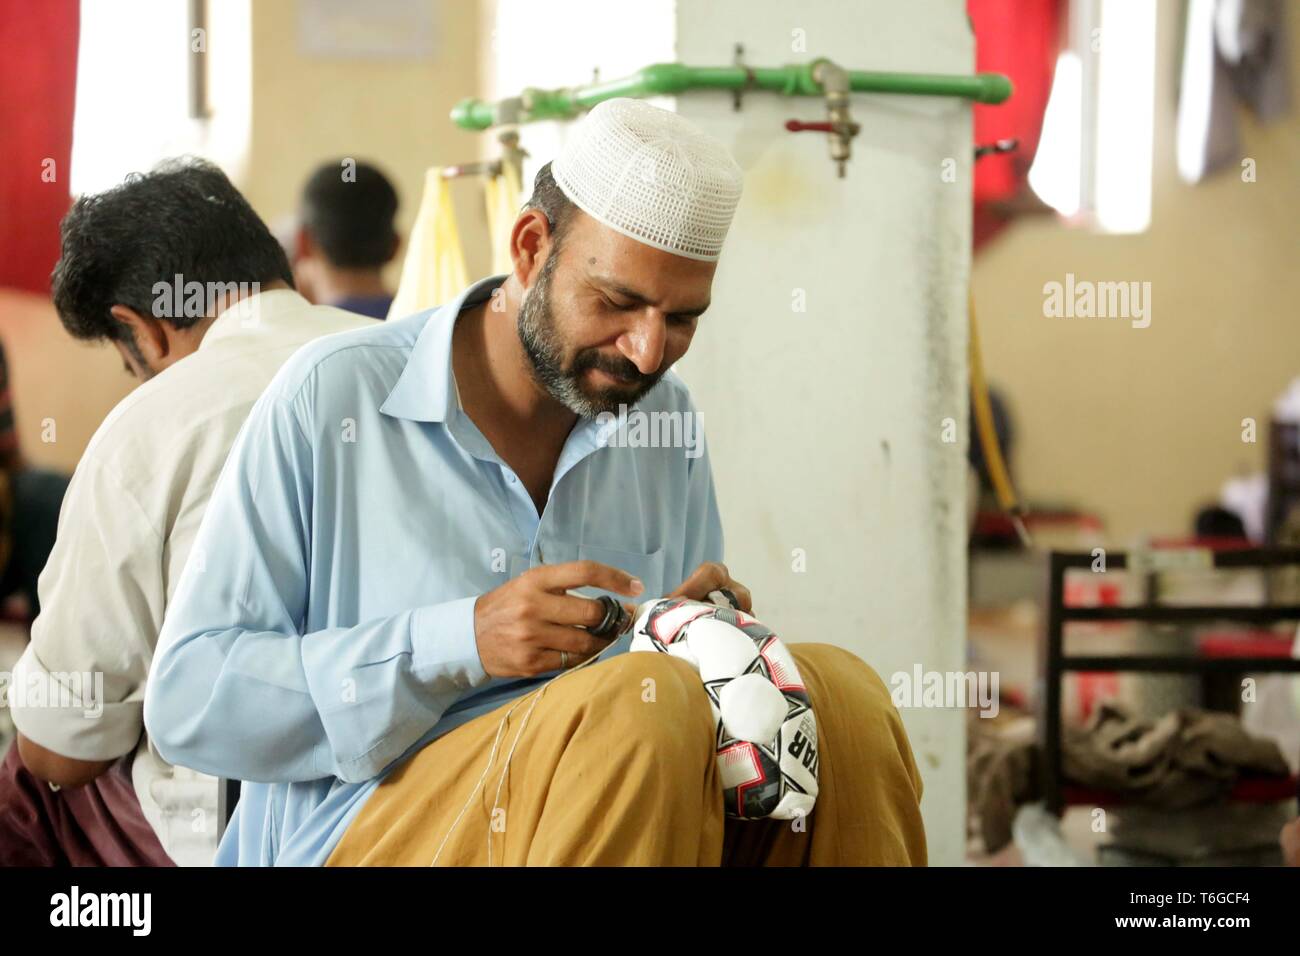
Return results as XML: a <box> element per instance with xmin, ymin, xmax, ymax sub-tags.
<box><xmin>381</xmin><ymin>274</ymin><xmax>508</xmax><ymax>424</ymax></box>
<box><xmin>199</xmin><ymin>288</ymin><xmax>314</xmax><ymax>350</ymax></box>
<box><xmin>379</xmin><ymin>273</ymin><xmax>638</xmax><ymax>477</ymax></box>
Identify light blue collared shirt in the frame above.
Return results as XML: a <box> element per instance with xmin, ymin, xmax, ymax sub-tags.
<box><xmin>145</xmin><ymin>275</ymin><xmax>723</xmax><ymax>865</ymax></box>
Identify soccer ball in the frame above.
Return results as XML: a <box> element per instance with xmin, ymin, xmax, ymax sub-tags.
<box><xmin>630</xmin><ymin>597</ymin><xmax>819</xmax><ymax>821</ymax></box>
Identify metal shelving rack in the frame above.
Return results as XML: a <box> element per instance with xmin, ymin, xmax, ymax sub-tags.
<box><xmin>1040</xmin><ymin>547</ymin><xmax>1300</xmax><ymax>814</ymax></box>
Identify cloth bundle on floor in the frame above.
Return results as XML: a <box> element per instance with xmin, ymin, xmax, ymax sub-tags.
<box><xmin>629</xmin><ymin>594</ymin><xmax>819</xmax><ymax>820</ymax></box>
<box><xmin>968</xmin><ymin>700</ymin><xmax>1293</xmax><ymax>853</ymax></box>
<box><xmin>967</xmin><ymin>712</ymin><xmax>1040</xmax><ymax>854</ymax></box>
<box><xmin>1062</xmin><ymin>701</ymin><xmax>1290</xmax><ymax>808</ymax></box>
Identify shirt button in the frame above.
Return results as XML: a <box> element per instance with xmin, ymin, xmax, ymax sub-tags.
<box><xmin>506</xmin><ymin>474</ymin><xmax>516</xmax><ymax>484</ymax></box>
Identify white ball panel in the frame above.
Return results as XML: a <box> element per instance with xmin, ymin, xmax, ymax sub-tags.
<box><xmin>665</xmin><ymin>637</ymin><xmax>701</xmax><ymax>671</ymax></box>
<box><xmin>629</xmin><ymin>634</ymin><xmax>658</xmax><ymax>654</ymax></box>
<box><xmin>684</xmin><ymin>617</ymin><xmax>759</xmax><ymax>682</ymax></box>
<box><xmin>772</xmin><ymin>791</ymin><xmax>817</xmax><ymax>821</ymax></box>
<box><xmin>718</xmin><ymin>673</ymin><xmax>787</xmax><ymax>744</ymax></box>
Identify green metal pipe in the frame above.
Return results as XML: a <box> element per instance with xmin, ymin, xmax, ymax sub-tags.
<box><xmin>451</xmin><ymin>60</ymin><xmax>1012</xmax><ymax>130</ymax></box>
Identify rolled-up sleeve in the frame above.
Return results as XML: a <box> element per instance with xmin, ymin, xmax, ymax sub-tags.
<box><xmin>9</xmin><ymin>459</ymin><xmax>161</xmax><ymax>761</ymax></box>
<box><xmin>145</xmin><ymin>381</ymin><xmax>489</xmax><ymax>786</ymax></box>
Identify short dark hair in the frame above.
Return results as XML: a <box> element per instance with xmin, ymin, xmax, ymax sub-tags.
<box><xmin>524</xmin><ymin>161</ymin><xmax>576</xmax><ymax>254</ymax></box>
<box><xmin>51</xmin><ymin>157</ymin><xmax>293</xmax><ymax>343</ymax></box>
<box><xmin>300</xmin><ymin>159</ymin><xmax>399</xmax><ymax>268</ymax></box>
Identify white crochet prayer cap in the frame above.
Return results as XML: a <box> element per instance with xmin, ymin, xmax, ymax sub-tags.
<box><xmin>550</xmin><ymin>98</ymin><xmax>744</xmax><ymax>262</ymax></box>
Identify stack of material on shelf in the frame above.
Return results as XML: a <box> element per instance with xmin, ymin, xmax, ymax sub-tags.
<box><xmin>967</xmin><ymin>701</ymin><xmax>1291</xmax><ymax>856</ymax></box>
<box><xmin>1063</xmin><ymin>701</ymin><xmax>1290</xmax><ymax>808</ymax></box>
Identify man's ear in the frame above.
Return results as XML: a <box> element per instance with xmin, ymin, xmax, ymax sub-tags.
<box><xmin>509</xmin><ymin>209</ymin><xmax>552</xmax><ymax>289</ymax></box>
<box><xmin>108</xmin><ymin>304</ymin><xmax>169</xmax><ymax>365</ymax></box>
<box><xmin>294</xmin><ymin>226</ymin><xmax>317</xmax><ymax>264</ymax></box>
<box><xmin>387</xmin><ymin>230</ymin><xmax>401</xmax><ymax>265</ymax></box>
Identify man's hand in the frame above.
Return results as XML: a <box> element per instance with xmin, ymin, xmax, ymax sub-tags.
<box><xmin>474</xmin><ymin>561</ymin><xmax>644</xmax><ymax>678</ymax></box>
<box><xmin>669</xmin><ymin>562</ymin><xmax>753</xmax><ymax>613</ymax></box>
<box><xmin>15</xmin><ymin>732</ymin><xmax>115</xmax><ymax>788</ymax></box>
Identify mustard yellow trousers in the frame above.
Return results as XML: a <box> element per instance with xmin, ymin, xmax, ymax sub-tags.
<box><xmin>327</xmin><ymin>642</ymin><xmax>927</xmax><ymax>866</ymax></box>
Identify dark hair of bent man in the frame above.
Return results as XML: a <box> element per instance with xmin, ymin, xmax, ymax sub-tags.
<box><xmin>51</xmin><ymin>156</ymin><xmax>294</xmax><ymax>344</ymax></box>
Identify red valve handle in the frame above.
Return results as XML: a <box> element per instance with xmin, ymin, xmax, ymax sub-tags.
<box><xmin>785</xmin><ymin>120</ymin><xmax>835</xmax><ymax>133</ymax></box>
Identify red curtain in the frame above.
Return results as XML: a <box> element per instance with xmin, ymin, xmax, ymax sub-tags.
<box><xmin>968</xmin><ymin>0</ymin><xmax>1064</xmax><ymax>250</ymax></box>
<box><xmin>0</xmin><ymin>0</ymin><xmax>80</xmax><ymax>296</ymax></box>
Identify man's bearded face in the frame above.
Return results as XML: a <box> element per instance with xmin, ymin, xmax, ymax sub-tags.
<box><xmin>516</xmin><ymin>246</ymin><xmax>667</xmax><ymax>419</ymax></box>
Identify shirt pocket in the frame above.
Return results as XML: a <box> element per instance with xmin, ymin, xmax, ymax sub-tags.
<box><xmin>574</xmin><ymin>543</ymin><xmax>666</xmax><ymax>602</ymax></box>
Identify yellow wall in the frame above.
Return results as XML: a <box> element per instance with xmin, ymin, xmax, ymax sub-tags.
<box><xmin>0</xmin><ymin>291</ymin><xmax>132</xmax><ymax>474</ymax></box>
<box><xmin>972</xmin><ymin>2</ymin><xmax>1300</xmax><ymax>542</ymax></box>
<box><xmin>243</xmin><ymin>0</ymin><xmax>492</xmax><ymax>283</ymax></box>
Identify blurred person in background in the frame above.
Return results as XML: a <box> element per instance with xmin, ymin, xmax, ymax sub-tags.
<box><xmin>293</xmin><ymin>159</ymin><xmax>401</xmax><ymax>320</ymax></box>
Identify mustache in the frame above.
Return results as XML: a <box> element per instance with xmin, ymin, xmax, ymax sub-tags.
<box><xmin>571</xmin><ymin>349</ymin><xmax>660</xmax><ymax>388</ymax></box>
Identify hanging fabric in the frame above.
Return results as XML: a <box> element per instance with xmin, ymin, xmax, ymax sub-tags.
<box><xmin>0</xmin><ymin>0</ymin><xmax>79</xmax><ymax>295</ymax></box>
<box><xmin>968</xmin><ymin>0</ymin><xmax>1064</xmax><ymax>250</ymax></box>
<box><xmin>483</xmin><ymin>162</ymin><xmax>522</xmax><ymax>277</ymax></box>
<box><xmin>1177</xmin><ymin>0</ymin><xmax>1292</xmax><ymax>184</ymax></box>
<box><xmin>387</xmin><ymin>168</ymin><xmax>469</xmax><ymax>319</ymax></box>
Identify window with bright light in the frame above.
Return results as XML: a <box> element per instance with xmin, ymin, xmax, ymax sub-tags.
<box><xmin>70</xmin><ymin>0</ymin><xmax>251</xmax><ymax>197</ymax></box>
<box><xmin>1028</xmin><ymin>0</ymin><xmax>1157</xmax><ymax>234</ymax></box>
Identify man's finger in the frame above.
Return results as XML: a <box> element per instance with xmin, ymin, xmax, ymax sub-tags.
<box><xmin>534</xmin><ymin>560</ymin><xmax>644</xmax><ymax>597</ymax></box>
<box><xmin>535</xmin><ymin>624</ymin><xmax>614</xmax><ymax>659</ymax></box>
<box><xmin>669</xmin><ymin>561</ymin><xmax>729</xmax><ymax>599</ymax></box>
<box><xmin>541</xmin><ymin>647</ymin><xmax>600</xmax><ymax>673</ymax></box>
<box><xmin>539</xmin><ymin>592</ymin><xmax>610</xmax><ymax>629</ymax></box>
<box><xmin>727</xmin><ymin>582</ymin><xmax>753</xmax><ymax>613</ymax></box>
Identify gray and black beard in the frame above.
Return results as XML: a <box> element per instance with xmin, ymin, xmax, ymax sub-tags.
<box><xmin>516</xmin><ymin>252</ymin><xmax>665</xmax><ymax>419</ymax></box>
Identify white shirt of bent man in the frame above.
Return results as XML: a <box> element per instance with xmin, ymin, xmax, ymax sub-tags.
<box><xmin>9</xmin><ymin>290</ymin><xmax>374</xmax><ymax>865</ymax></box>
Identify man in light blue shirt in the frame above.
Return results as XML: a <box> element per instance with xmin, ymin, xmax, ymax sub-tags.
<box><xmin>148</xmin><ymin>98</ymin><xmax>930</xmax><ymax>868</ymax></box>
<box><xmin>145</xmin><ymin>101</ymin><xmax>753</xmax><ymax>865</ymax></box>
